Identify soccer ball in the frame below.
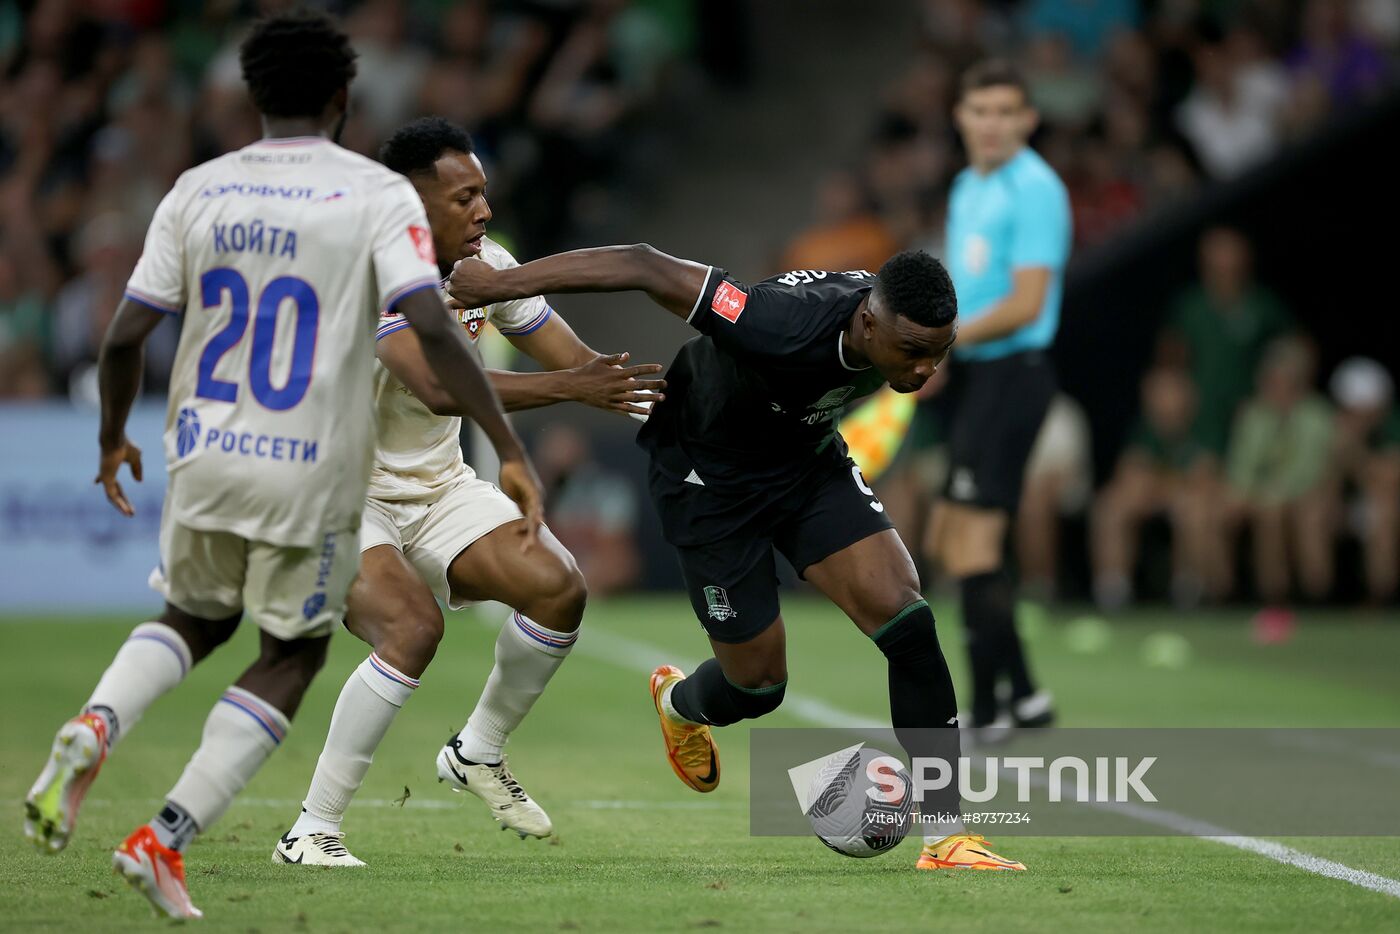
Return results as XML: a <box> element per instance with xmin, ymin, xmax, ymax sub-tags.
<box><xmin>806</xmin><ymin>746</ymin><xmax>913</xmax><ymax>858</ymax></box>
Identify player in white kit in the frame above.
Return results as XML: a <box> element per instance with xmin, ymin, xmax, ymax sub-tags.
<box><xmin>21</xmin><ymin>14</ymin><xmax>541</xmax><ymax>920</ymax></box>
<box><xmin>273</xmin><ymin>118</ymin><xmax>664</xmax><ymax>865</ymax></box>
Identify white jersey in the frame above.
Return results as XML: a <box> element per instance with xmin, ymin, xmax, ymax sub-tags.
<box><xmin>125</xmin><ymin>136</ymin><xmax>442</xmax><ymax>547</ymax></box>
<box><xmin>369</xmin><ymin>236</ymin><xmax>551</xmax><ymax>502</ymax></box>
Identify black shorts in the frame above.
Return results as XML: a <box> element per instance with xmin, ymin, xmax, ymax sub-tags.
<box><xmin>649</xmin><ymin>449</ymin><xmax>893</xmax><ymax>643</ymax></box>
<box><xmin>942</xmin><ymin>351</ymin><xmax>1056</xmax><ymax>513</ymax></box>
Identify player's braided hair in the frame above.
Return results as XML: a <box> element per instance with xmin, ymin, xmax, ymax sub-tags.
<box><xmin>379</xmin><ymin>117</ymin><xmax>476</xmax><ymax>177</ymax></box>
<box><xmin>239</xmin><ymin>9</ymin><xmax>357</xmax><ymax>119</ymax></box>
<box><xmin>874</xmin><ymin>250</ymin><xmax>957</xmax><ymax>328</ymax></box>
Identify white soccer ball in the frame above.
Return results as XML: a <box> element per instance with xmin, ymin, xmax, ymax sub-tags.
<box><xmin>806</xmin><ymin>746</ymin><xmax>913</xmax><ymax>858</ymax></box>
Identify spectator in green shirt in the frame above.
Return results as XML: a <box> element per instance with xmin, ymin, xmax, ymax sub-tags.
<box><xmin>1227</xmin><ymin>338</ymin><xmax>1336</xmax><ymax>605</ymax></box>
<box><xmin>1329</xmin><ymin>358</ymin><xmax>1400</xmax><ymax>605</ymax></box>
<box><xmin>1093</xmin><ymin>366</ymin><xmax>1230</xmax><ymax>609</ymax></box>
<box><xmin>1158</xmin><ymin>227</ymin><xmax>1295</xmax><ymax>455</ymax></box>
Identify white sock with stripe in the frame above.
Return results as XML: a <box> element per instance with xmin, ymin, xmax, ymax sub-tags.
<box><xmin>454</xmin><ymin>612</ymin><xmax>577</xmax><ymax>764</ymax></box>
<box><xmin>165</xmin><ymin>686</ymin><xmax>290</xmax><ymax>838</ymax></box>
<box><xmin>290</xmin><ymin>653</ymin><xmax>418</xmax><ymax>838</ymax></box>
<box><xmin>83</xmin><ymin>621</ymin><xmax>193</xmax><ymax>748</ymax></box>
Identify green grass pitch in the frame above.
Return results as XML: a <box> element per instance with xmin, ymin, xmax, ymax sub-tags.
<box><xmin>2</xmin><ymin>596</ymin><xmax>1399</xmax><ymax>931</ymax></box>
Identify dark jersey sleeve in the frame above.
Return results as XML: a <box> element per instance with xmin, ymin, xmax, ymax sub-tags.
<box><xmin>686</xmin><ymin>266</ymin><xmax>876</xmax><ymax>358</ymax></box>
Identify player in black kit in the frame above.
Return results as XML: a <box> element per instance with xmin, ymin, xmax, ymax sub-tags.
<box><xmin>449</xmin><ymin>245</ymin><xmax>1027</xmax><ymax>871</ymax></box>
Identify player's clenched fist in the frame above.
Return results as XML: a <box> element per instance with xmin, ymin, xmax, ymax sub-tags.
<box><xmin>447</xmin><ymin>256</ymin><xmax>501</xmax><ymax>309</ymax></box>
<box><xmin>96</xmin><ymin>436</ymin><xmax>143</xmax><ymax>517</ymax></box>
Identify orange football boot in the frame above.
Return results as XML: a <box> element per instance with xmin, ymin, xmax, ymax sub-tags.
<box><xmin>649</xmin><ymin>665</ymin><xmax>721</xmax><ymax>793</ymax></box>
<box><xmin>916</xmin><ymin>833</ymin><xmax>1026</xmax><ymax>871</ymax></box>
<box><xmin>113</xmin><ymin>825</ymin><xmax>203</xmax><ymax>919</ymax></box>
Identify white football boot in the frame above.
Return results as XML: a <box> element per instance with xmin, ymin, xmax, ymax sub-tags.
<box><xmin>25</xmin><ymin>713</ymin><xmax>108</xmax><ymax>853</ymax></box>
<box><xmin>436</xmin><ymin>737</ymin><xmax>553</xmax><ymax>839</ymax></box>
<box><xmin>271</xmin><ymin>830</ymin><xmax>366</xmax><ymax>867</ymax></box>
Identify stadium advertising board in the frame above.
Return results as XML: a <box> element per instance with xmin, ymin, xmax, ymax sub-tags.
<box><xmin>0</xmin><ymin>403</ymin><xmax>168</xmax><ymax>611</ymax></box>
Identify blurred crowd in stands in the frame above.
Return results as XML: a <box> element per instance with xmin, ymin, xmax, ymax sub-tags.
<box><xmin>878</xmin><ymin>226</ymin><xmax>1400</xmax><ymax>613</ymax></box>
<box><xmin>0</xmin><ymin>0</ymin><xmax>703</xmax><ymax>402</ymax></box>
<box><xmin>1093</xmin><ymin>228</ymin><xmax>1397</xmax><ymax>613</ymax></box>
<box><xmin>782</xmin><ymin>0</ymin><xmax>1399</xmax><ymax>273</ymax></box>
<box><xmin>2</xmin><ymin>0</ymin><xmax>1397</xmax><ymax>608</ymax></box>
<box><xmin>781</xmin><ymin>0</ymin><xmax>1400</xmax><ymax>611</ymax></box>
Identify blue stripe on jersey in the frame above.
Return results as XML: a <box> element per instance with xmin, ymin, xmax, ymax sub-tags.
<box><xmin>382</xmin><ymin>278</ymin><xmax>441</xmax><ymax>315</ymax></box>
<box><xmin>375</xmin><ymin>319</ymin><xmax>412</xmax><ymax>341</ymax></box>
<box><xmin>497</xmin><ymin>305</ymin><xmax>553</xmax><ymax>336</ymax></box>
<box><xmin>124</xmin><ymin>290</ymin><xmax>181</xmax><ymax>315</ymax></box>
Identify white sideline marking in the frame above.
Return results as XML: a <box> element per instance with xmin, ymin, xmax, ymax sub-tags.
<box><xmin>1267</xmin><ymin>730</ymin><xmax>1400</xmax><ymax>772</ymax></box>
<box><xmin>1210</xmin><ymin>837</ymin><xmax>1400</xmax><ymax>899</ymax></box>
<box><xmin>1073</xmin><ymin>798</ymin><xmax>1400</xmax><ymax>899</ymax></box>
<box><xmin>565</xmin><ymin>618</ymin><xmax>1400</xmax><ymax>901</ymax></box>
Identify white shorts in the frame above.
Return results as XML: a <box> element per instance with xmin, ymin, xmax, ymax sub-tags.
<box><xmin>360</xmin><ymin>474</ymin><xmax>523</xmax><ymax>609</ymax></box>
<box><xmin>149</xmin><ymin>515</ymin><xmax>360</xmax><ymax>641</ymax></box>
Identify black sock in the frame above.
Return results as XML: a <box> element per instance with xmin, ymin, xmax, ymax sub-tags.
<box><xmin>150</xmin><ymin>800</ymin><xmax>199</xmax><ymax>853</ymax></box>
<box><xmin>871</xmin><ymin>600</ymin><xmax>960</xmax><ymax>730</ymax></box>
<box><xmin>670</xmin><ymin>658</ymin><xmax>786</xmax><ymax>726</ymax></box>
<box><xmin>871</xmin><ymin>600</ymin><xmax>962</xmax><ymax>818</ymax></box>
<box><xmin>961</xmin><ymin>570</ymin><xmax>1036</xmax><ymax>720</ymax></box>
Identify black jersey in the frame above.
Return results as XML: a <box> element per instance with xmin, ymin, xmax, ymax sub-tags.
<box><xmin>638</xmin><ymin>266</ymin><xmax>888</xmax><ymax>492</ymax></box>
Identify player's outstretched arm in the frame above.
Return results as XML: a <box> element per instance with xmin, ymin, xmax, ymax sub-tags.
<box><xmin>95</xmin><ymin>299</ymin><xmax>166</xmax><ymax>516</ymax></box>
<box><xmin>486</xmin><ymin>353</ymin><xmax>663</xmax><ymax>416</ymax></box>
<box><xmin>499</xmin><ymin>312</ymin><xmax>665</xmax><ymax>415</ymax></box>
<box><xmin>447</xmin><ymin>244</ymin><xmax>711</xmax><ymax>320</ymax></box>
<box><xmin>379</xmin><ymin>309</ymin><xmax>665</xmax><ymax>416</ymax></box>
<box><xmin>394</xmin><ymin>288</ymin><xmax>544</xmax><ymax>540</ymax></box>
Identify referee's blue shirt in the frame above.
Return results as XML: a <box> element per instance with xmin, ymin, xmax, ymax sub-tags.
<box><xmin>945</xmin><ymin>146</ymin><xmax>1071</xmax><ymax>361</ymax></box>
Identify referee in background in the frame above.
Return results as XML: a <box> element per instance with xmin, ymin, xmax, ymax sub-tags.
<box><xmin>928</xmin><ymin>60</ymin><xmax>1071</xmax><ymax>736</ymax></box>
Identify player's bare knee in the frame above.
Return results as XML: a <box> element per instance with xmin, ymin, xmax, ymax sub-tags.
<box><xmin>377</xmin><ymin>607</ymin><xmax>444</xmax><ymax>674</ymax></box>
<box><xmin>935</xmin><ymin>523</ymin><xmax>982</xmax><ymax>573</ymax></box>
<box><xmin>552</xmin><ymin>566</ymin><xmax>588</xmax><ymax>631</ymax></box>
<box><xmin>161</xmin><ymin>605</ymin><xmax>240</xmax><ymax>663</ymax></box>
<box><xmin>244</xmin><ymin>634</ymin><xmax>330</xmax><ymax>714</ymax></box>
<box><xmin>304</xmin><ymin>640</ymin><xmax>330</xmax><ymax>682</ymax></box>
<box><xmin>341</xmin><ymin>610</ymin><xmax>379</xmax><ymax>647</ymax></box>
<box><xmin>858</xmin><ymin>587</ymin><xmax>926</xmax><ymax>635</ymax></box>
<box><xmin>720</xmin><ymin>651</ymin><xmax>787</xmax><ymax>692</ymax></box>
<box><xmin>268</xmin><ymin>637</ymin><xmax>329</xmax><ymax>683</ymax></box>
<box><xmin>943</xmin><ymin>537</ymin><xmax>1002</xmax><ymax>578</ymax></box>
<box><xmin>743</xmin><ymin>669</ymin><xmax>788</xmax><ymax>692</ymax></box>
<box><xmin>522</xmin><ymin>559</ymin><xmax>587</xmax><ymax>632</ymax></box>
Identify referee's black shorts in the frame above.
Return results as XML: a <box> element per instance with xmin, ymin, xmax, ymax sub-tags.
<box><xmin>648</xmin><ymin>448</ymin><xmax>893</xmax><ymax>644</ymax></box>
<box><xmin>941</xmin><ymin>350</ymin><xmax>1056</xmax><ymax>514</ymax></box>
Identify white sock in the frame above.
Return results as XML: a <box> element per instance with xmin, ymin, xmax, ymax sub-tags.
<box><xmin>166</xmin><ymin>686</ymin><xmax>290</xmax><ymax>834</ymax></box>
<box><xmin>292</xmin><ymin>653</ymin><xmax>418</xmax><ymax>837</ymax></box>
<box><xmin>149</xmin><ymin>800</ymin><xmax>199</xmax><ymax>852</ymax></box>
<box><xmin>924</xmin><ymin>814</ymin><xmax>967</xmax><ymax>845</ymax></box>
<box><xmin>84</xmin><ymin>622</ymin><xmax>193</xmax><ymax>747</ymax></box>
<box><xmin>456</xmin><ymin>612</ymin><xmax>576</xmax><ymax>763</ymax></box>
<box><xmin>660</xmin><ymin>680</ymin><xmax>703</xmax><ymax>726</ymax></box>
